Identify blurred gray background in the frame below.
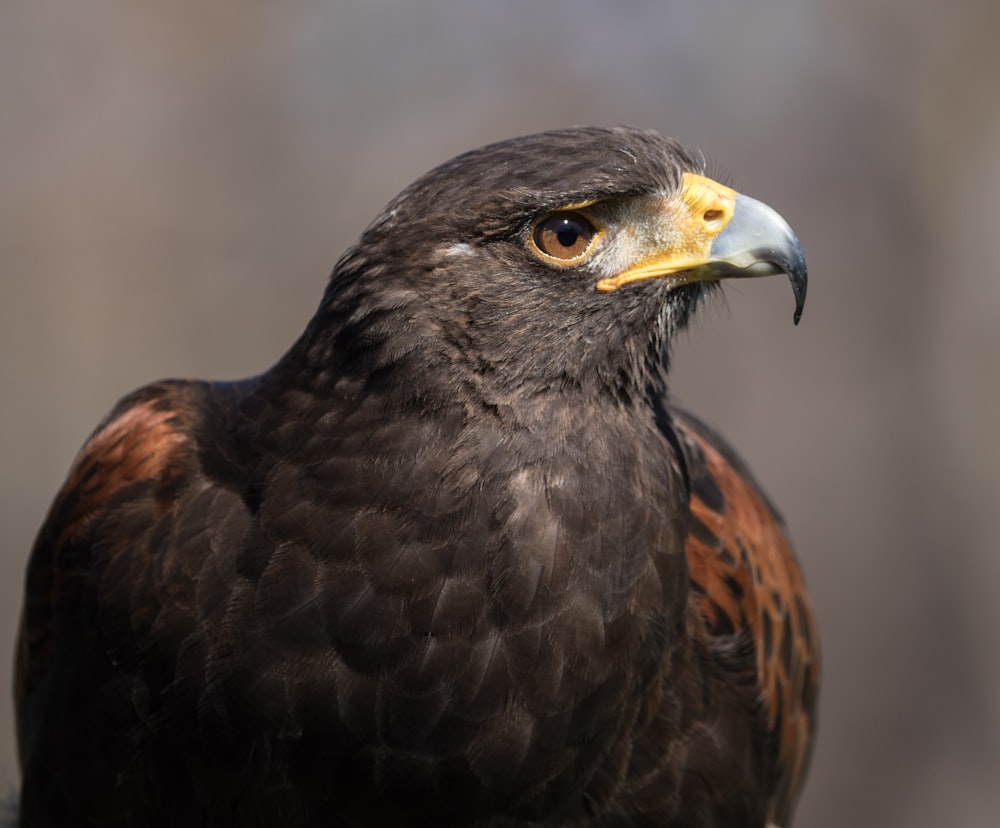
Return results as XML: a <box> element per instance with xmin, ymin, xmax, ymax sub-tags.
<box><xmin>2</xmin><ymin>1</ymin><xmax>998</xmax><ymax>824</ymax></box>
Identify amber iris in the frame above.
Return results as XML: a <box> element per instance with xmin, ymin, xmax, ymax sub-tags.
<box><xmin>532</xmin><ymin>212</ymin><xmax>596</xmax><ymax>261</ymax></box>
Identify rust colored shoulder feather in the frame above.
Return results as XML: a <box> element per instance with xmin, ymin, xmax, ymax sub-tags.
<box><xmin>671</xmin><ymin>403</ymin><xmax>820</xmax><ymax>826</ymax></box>
<box><xmin>15</xmin><ymin>382</ymin><xmax>197</xmax><ymax>757</ymax></box>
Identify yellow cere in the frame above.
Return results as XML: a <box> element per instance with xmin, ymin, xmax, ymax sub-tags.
<box><xmin>595</xmin><ymin>173</ymin><xmax>738</xmax><ymax>293</ymax></box>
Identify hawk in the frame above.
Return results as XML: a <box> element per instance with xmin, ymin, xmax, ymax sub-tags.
<box><xmin>16</xmin><ymin>127</ymin><xmax>818</xmax><ymax>827</ymax></box>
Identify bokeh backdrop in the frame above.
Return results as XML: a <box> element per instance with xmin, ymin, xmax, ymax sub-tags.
<box><xmin>2</xmin><ymin>2</ymin><xmax>999</xmax><ymax>825</ymax></box>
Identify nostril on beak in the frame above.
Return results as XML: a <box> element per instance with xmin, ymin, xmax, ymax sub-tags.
<box><xmin>702</xmin><ymin>208</ymin><xmax>726</xmax><ymax>233</ymax></box>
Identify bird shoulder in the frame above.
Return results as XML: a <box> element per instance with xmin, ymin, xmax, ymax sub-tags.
<box><xmin>16</xmin><ymin>382</ymin><xmax>199</xmax><ymax>720</ymax></box>
<box><xmin>670</xmin><ymin>403</ymin><xmax>819</xmax><ymax>825</ymax></box>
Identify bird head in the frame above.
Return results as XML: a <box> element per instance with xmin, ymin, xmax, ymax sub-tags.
<box><xmin>306</xmin><ymin>127</ymin><xmax>806</xmax><ymax>404</ymax></box>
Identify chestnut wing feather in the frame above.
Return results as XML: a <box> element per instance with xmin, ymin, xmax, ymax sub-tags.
<box><xmin>671</xmin><ymin>403</ymin><xmax>819</xmax><ymax>826</ymax></box>
<box><xmin>15</xmin><ymin>382</ymin><xmax>213</xmax><ymax>823</ymax></box>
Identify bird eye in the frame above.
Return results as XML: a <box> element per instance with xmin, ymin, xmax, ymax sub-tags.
<box><xmin>531</xmin><ymin>212</ymin><xmax>598</xmax><ymax>262</ymax></box>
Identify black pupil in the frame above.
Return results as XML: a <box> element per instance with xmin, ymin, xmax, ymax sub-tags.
<box><xmin>555</xmin><ymin>221</ymin><xmax>580</xmax><ymax>247</ymax></box>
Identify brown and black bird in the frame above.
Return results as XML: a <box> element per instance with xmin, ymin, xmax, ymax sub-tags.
<box><xmin>16</xmin><ymin>127</ymin><xmax>818</xmax><ymax>827</ymax></box>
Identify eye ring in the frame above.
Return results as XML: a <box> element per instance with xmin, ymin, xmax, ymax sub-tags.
<box><xmin>530</xmin><ymin>211</ymin><xmax>600</xmax><ymax>264</ymax></box>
